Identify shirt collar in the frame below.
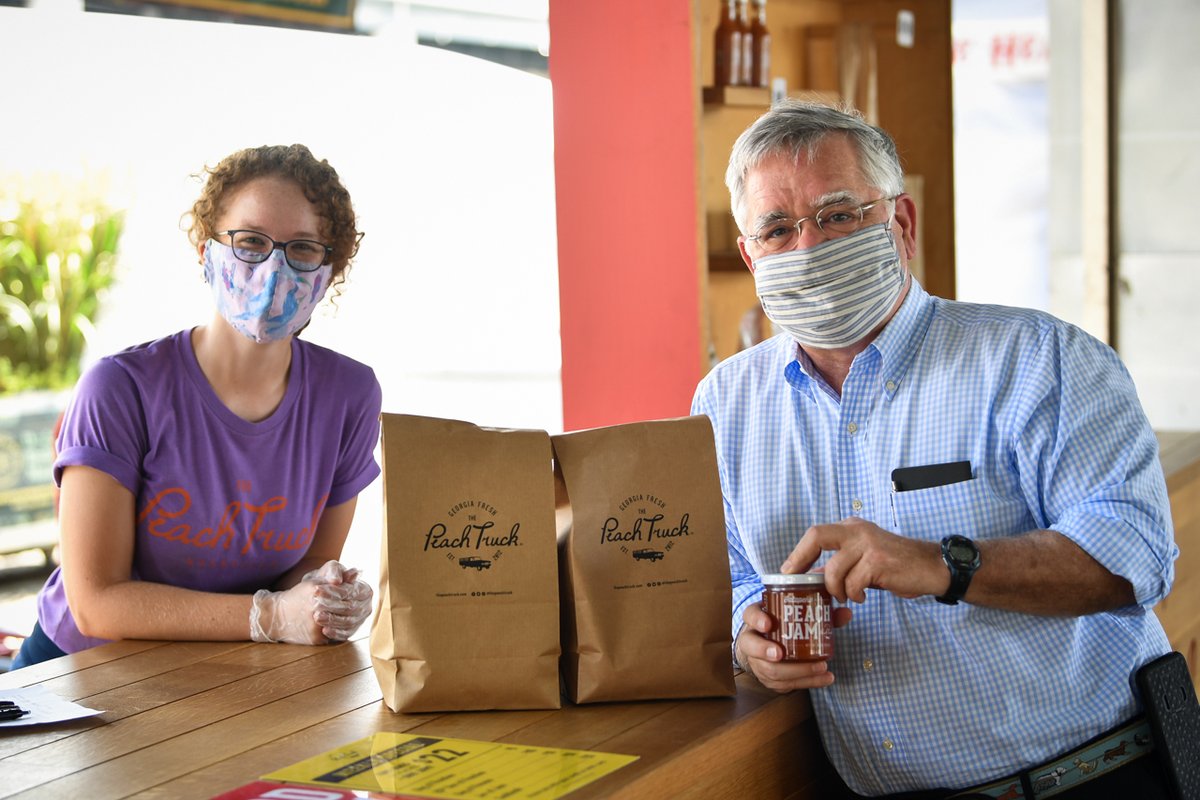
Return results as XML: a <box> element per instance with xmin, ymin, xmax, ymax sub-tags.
<box><xmin>781</xmin><ymin>336</ymin><xmax>818</xmax><ymax>401</ymax></box>
<box><xmin>867</xmin><ymin>278</ymin><xmax>935</xmax><ymax>398</ymax></box>
<box><xmin>780</xmin><ymin>278</ymin><xmax>935</xmax><ymax>401</ymax></box>
<box><xmin>783</xmin><ymin>337</ymin><xmax>845</xmax><ymax>402</ymax></box>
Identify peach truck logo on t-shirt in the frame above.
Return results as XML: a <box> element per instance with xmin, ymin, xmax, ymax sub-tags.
<box><xmin>138</xmin><ymin>487</ymin><xmax>330</xmax><ymax>554</ymax></box>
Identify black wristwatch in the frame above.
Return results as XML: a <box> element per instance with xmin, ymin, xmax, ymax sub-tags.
<box><xmin>936</xmin><ymin>535</ymin><xmax>981</xmax><ymax>605</ymax></box>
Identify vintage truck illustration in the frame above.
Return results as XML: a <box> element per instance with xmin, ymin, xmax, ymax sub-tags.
<box><xmin>633</xmin><ymin>548</ymin><xmax>665</xmax><ymax>562</ymax></box>
<box><xmin>458</xmin><ymin>557</ymin><xmax>492</xmax><ymax>570</ymax></box>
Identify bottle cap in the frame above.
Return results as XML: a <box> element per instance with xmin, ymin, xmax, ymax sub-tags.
<box><xmin>761</xmin><ymin>572</ymin><xmax>825</xmax><ymax>585</ymax></box>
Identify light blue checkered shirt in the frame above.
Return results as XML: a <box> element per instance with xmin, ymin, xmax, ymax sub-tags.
<box><xmin>692</xmin><ymin>280</ymin><xmax>1177</xmax><ymax>795</ymax></box>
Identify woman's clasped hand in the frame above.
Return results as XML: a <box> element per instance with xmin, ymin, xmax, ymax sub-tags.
<box><xmin>250</xmin><ymin>560</ymin><xmax>375</xmax><ymax>645</ymax></box>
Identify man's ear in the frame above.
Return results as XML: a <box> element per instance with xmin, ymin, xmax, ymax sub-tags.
<box><xmin>893</xmin><ymin>194</ymin><xmax>918</xmax><ymax>262</ymax></box>
<box><xmin>737</xmin><ymin>237</ymin><xmax>755</xmax><ymax>274</ymax></box>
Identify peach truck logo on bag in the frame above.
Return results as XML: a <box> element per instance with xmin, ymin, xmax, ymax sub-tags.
<box><xmin>426</xmin><ymin>498</ymin><xmax>520</xmax><ymax>568</ymax></box>
<box><xmin>578</xmin><ymin>495</ymin><xmax>705</xmax><ymax>599</ymax></box>
<box><xmin>423</xmin><ymin>498</ymin><xmax>526</xmax><ymax>581</ymax></box>
<box><xmin>601</xmin><ymin>493</ymin><xmax>691</xmax><ymax>565</ymax></box>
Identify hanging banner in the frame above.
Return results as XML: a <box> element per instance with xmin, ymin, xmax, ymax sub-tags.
<box><xmin>116</xmin><ymin>0</ymin><xmax>356</xmax><ymax>31</ymax></box>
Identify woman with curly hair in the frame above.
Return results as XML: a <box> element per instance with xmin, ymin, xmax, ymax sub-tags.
<box><xmin>12</xmin><ymin>144</ymin><xmax>381</xmax><ymax>668</ymax></box>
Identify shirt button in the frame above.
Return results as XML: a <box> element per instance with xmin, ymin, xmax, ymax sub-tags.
<box><xmin>863</xmin><ymin>658</ymin><xmax>874</xmax><ymax>671</ymax></box>
<box><xmin>883</xmin><ymin>739</ymin><xmax>894</xmax><ymax>751</ymax></box>
<box><xmin>851</xmin><ymin>499</ymin><xmax>863</xmax><ymax>512</ymax></box>
<box><xmin>885</xmin><ymin>380</ymin><xmax>897</xmax><ymax>392</ymax></box>
<box><xmin>847</xmin><ymin>422</ymin><xmax>858</xmax><ymax>434</ymax></box>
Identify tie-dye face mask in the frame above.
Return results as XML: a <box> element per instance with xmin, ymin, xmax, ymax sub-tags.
<box><xmin>204</xmin><ymin>239</ymin><xmax>332</xmax><ymax>344</ymax></box>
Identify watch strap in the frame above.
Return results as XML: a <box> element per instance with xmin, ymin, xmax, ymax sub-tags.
<box><xmin>936</xmin><ymin>535</ymin><xmax>979</xmax><ymax>605</ymax></box>
<box><xmin>936</xmin><ymin>566</ymin><xmax>972</xmax><ymax>605</ymax></box>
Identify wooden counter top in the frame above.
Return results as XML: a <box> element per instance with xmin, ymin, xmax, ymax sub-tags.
<box><xmin>0</xmin><ymin>637</ymin><xmax>834</xmax><ymax>799</ymax></box>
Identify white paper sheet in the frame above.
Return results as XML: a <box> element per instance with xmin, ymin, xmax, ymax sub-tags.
<box><xmin>0</xmin><ymin>685</ymin><xmax>102</xmax><ymax>728</ymax></box>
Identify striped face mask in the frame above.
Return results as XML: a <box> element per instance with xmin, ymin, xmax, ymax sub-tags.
<box><xmin>752</xmin><ymin>221</ymin><xmax>905</xmax><ymax>350</ymax></box>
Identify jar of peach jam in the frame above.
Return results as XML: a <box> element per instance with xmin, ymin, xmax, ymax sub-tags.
<box><xmin>761</xmin><ymin>573</ymin><xmax>834</xmax><ymax>662</ymax></box>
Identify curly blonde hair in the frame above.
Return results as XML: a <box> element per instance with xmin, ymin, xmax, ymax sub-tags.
<box><xmin>185</xmin><ymin>144</ymin><xmax>360</xmax><ymax>291</ymax></box>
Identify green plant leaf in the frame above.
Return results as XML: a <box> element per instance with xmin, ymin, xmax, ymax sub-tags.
<box><xmin>0</xmin><ymin>176</ymin><xmax>123</xmax><ymax>394</ymax></box>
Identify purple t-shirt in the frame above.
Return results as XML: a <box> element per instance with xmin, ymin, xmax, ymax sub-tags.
<box><xmin>36</xmin><ymin>329</ymin><xmax>382</xmax><ymax>653</ymax></box>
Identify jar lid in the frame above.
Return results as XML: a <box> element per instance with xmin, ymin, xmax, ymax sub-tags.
<box><xmin>761</xmin><ymin>572</ymin><xmax>825</xmax><ymax>585</ymax></box>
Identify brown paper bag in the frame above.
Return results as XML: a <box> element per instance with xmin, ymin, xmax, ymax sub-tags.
<box><xmin>552</xmin><ymin>415</ymin><xmax>736</xmax><ymax>703</ymax></box>
<box><xmin>370</xmin><ymin>413</ymin><xmax>561</xmax><ymax>712</ymax></box>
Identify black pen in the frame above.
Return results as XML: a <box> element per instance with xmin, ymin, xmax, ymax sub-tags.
<box><xmin>0</xmin><ymin>706</ymin><xmax>30</xmax><ymax>721</ymax></box>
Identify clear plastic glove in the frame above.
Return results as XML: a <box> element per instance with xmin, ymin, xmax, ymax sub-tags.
<box><xmin>307</xmin><ymin>561</ymin><xmax>374</xmax><ymax>642</ymax></box>
<box><xmin>249</xmin><ymin>560</ymin><xmax>373</xmax><ymax>645</ymax></box>
<box><xmin>249</xmin><ymin>580</ymin><xmax>326</xmax><ymax>645</ymax></box>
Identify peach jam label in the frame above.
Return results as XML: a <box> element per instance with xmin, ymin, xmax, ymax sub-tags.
<box><xmin>763</xmin><ymin>578</ymin><xmax>833</xmax><ymax>661</ymax></box>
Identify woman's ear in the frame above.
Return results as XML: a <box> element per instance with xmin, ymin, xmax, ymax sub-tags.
<box><xmin>197</xmin><ymin>239</ymin><xmax>212</xmax><ymax>283</ymax></box>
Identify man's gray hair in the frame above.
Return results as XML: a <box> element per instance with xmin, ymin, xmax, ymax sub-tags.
<box><xmin>725</xmin><ymin>100</ymin><xmax>905</xmax><ymax>232</ymax></box>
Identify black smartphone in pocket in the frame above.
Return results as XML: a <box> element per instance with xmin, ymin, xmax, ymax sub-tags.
<box><xmin>1135</xmin><ymin>651</ymin><xmax>1200</xmax><ymax>799</ymax></box>
<box><xmin>891</xmin><ymin>460</ymin><xmax>972</xmax><ymax>492</ymax></box>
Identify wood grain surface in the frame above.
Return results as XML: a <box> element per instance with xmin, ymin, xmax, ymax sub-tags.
<box><xmin>0</xmin><ymin>637</ymin><xmax>831</xmax><ymax>799</ymax></box>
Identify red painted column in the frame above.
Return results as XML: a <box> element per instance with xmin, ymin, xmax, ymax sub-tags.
<box><xmin>549</xmin><ymin>0</ymin><xmax>703</xmax><ymax>431</ymax></box>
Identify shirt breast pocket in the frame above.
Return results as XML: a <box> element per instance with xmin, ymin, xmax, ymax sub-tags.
<box><xmin>889</xmin><ymin>477</ymin><xmax>1031</xmax><ymax>543</ymax></box>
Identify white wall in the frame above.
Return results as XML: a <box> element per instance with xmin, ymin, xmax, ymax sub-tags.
<box><xmin>0</xmin><ymin>5</ymin><xmax>561</xmax><ymax>578</ymax></box>
<box><xmin>1114</xmin><ymin>0</ymin><xmax>1200</xmax><ymax>432</ymax></box>
<box><xmin>952</xmin><ymin>2</ymin><xmax>1050</xmax><ymax>312</ymax></box>
<box><xmin>956</xmin><ymin>0</ymin><xmax>1200</xmax><ymax>432</ymax></box>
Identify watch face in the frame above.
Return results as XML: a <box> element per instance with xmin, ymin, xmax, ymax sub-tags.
<box><xmin>947</xmin><ymin>537</ymin><xmax>980</xmax><ymax>567</ymax></box>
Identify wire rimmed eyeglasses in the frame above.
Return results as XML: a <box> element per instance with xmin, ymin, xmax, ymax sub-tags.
<box><xmin>218</xmin><ymin>229</ymin><xmax>333</xmax><ymax>272</ymax></box>
<box><xmin>744</xmin><ymin>196</ymin><xmax>897</xmax><ymax>254</ymax></box>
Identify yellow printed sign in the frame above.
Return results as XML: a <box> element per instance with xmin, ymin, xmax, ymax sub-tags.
<box><xmin>264</xmin><ymin>733</ymin><xmax>639</xmax><ymax>799</ymax></box>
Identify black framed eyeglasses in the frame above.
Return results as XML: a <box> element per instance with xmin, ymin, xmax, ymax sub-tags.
<box><xmin>218</xmin><ymin>229</ymin><xmax>333</xmax><ymax>272</ymax></box>
<box><xmin>745</xmin><ymin>196</ymin><xmax>896</xmax><ymax>253</ymax></box>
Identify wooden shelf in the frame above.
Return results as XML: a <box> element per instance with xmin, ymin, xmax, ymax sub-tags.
<box><xmin>702</xmin><ymin>87</ymin><xmax>844</xmax><ymax>109</ymax></box>
<box><xmin>703</xmin><ymin>85</ymin><xmax>772</xmax><ymax>106</ymax></box>
<box><xmin>709</xmin><ymin>251</ymin><xmax>747</xmax><ymax>272</ymax></box>
<box><xmin>788</xmin><ymin>89</ymin><xmax>841</xmax><ymax>106</ymax></box>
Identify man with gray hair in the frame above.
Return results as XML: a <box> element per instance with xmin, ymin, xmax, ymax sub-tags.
<box><xmin>691</xmin><ymin>100</ymin><xmax>1178</xmax><ymax>798</ymax></box>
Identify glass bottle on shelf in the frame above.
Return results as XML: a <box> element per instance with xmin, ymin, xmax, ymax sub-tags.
<box><xmin>749</xmin><ymin>0</ymin><xmax>771</xmax><ymax>88</ymax></box>
<box><xmin>738</xmin><ymin>0</ymin><xmax>754</xmax><ymax>87</ymax></box>
<box><xmin>714</xmin><ymin>0</ymin><xmax>742</xmax><ymax>87</ymax></box>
